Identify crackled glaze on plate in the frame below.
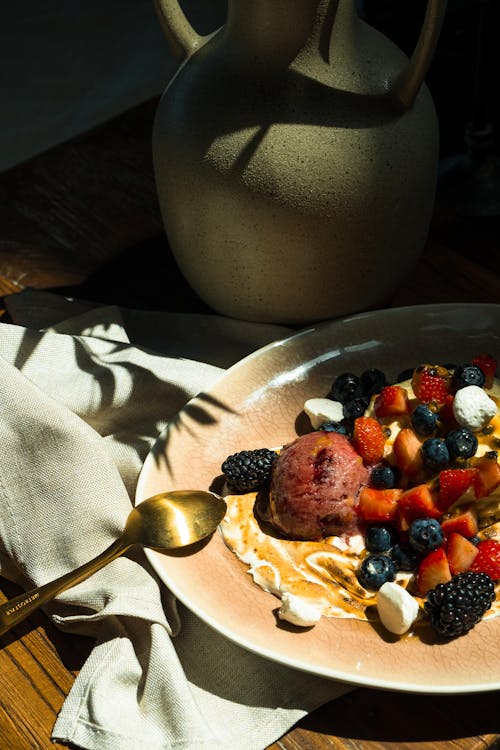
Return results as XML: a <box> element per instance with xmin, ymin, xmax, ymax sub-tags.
<box><xmin>136</xmin><ymin>303</ymin><xmax>500</xmax><ymax>693</ymax></box>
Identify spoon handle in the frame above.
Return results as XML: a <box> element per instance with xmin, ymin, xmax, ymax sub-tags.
<box><xmin>0</xmin><ymin>538</ymin><xmax>130</xmax><ymax>636</ymax></box>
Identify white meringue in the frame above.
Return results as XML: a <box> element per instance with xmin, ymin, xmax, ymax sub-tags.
<box><xmin>303</xmin><ymin>397</ymin><xmax>344</xmax><ymax>429</ymax></box>
<box><xmin>452</xmin><ymin>385</ymin><xmax>497</xmax><ymax>432</ymax></box>
<box><xmin>278</xmin><ymin>592</ymin><xmax>325</xmax><ymax>627</ymax></box>
<box><xmin>377</xmin><ymin>581</ymin><xmax>419</xmax><ymax>635</ymax></box>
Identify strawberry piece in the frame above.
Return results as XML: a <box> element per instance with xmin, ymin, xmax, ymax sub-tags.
<box><xmin>470</xmin><ymin>539</ymin><xmax>500</xmax><ymax>580</ymax></box>
<box><xmin>352</xmin><ymin>417</ymin><xmax>385</xmax><ymax>465</ymax></box>
<box><xmin>439</xmin><ymin>394</ymin><xmax>456</xmax><ymax>426</ymax></box>
<box><xmin>472</xmin><ymin>353</ymin><xmax>497</xmax><ymax>389</ymax></box>
<box><xmin>393</xmin><ymin>428</ymin><xmax>423</xmax><ymax>476</ymax></box>
<box><xmin>438</xmin><ymin>468</ymin><xmax>477</xmax><ymax>511</ymax></box>
<box><xmin>374</xmin><ymin>385</ymin><xmax>409</xmax><ymax>418</ymax></box>
<box><xmin>358</xmin><ymin>487</ymin><xmax>403</xmax><ymax>522</ymax></box>
<box><xmin>411</xmin><ymin>364</ymin><xmax>450</xmax><ymax>404</ymax></box>
<box><xmin>398</xmin><ymin>483</ymin><xmax>441</xmax><ymax>531</ymax></box>
<box><xmin>441</xmin><ymin>508</ymin><xmax>479</xmax><ymax>538</ymax></box>
<box><xmin>446</xmin><ymin>532</ymin><xmax>479</xmax><ymax>575</ymax></box>
<box><xmin>473</xmin><ymin>454</ymin><xmax>500</xmax><ymax>498</ymax></box>
<box><xmin>416</xmin><ymin>547</ymin><xmax>452</xmax><ymax>596</ymax></box>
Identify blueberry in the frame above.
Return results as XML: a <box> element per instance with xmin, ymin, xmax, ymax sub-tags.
<box><xmin>329</xmin><ymin>373</ymin><xmax>363</xmax><ymax>404</ymax></box>
<box><xmin>360</xmin><ymin>368</ymin><xmax>387</xmax><ymax>397</ymax></box>
<box><xmin>452</xmin><ymin>364</ymin><xmax>485</xmax><ymax>391</ymax></box>
<box><xmin>421</xmin><ymin>437</ymin><xmax>450</xmax><ymax>471</ymax></box>
<box><xmin>342</xmin><ymin>420</ymin><xmax>355</xmax><ymax>437</ymax></box>
<box><xmin>396</xmin><ymin>367</ymin><xmax>415</xmax><ymax>383</ymax></box>
<box><xmin>365</xmin><ymin>525</ymin><xmax>397</xmax><ymax>553</ymax></box>
<box><xmin>343</xmin><ymin>396</ymin><xmax>369</xmax><ymax>421</ymax></box>
<box><xmin>317</xmin><ymin>420</ymin><xmax>348</xmax><ymax>435</ymax></box>
<box><xmin>370</xmin><ymin>465</ymin><xmax>397</xmax><ymax>489</ymax></box>
<box><xmin>410</xmin><ymin>404</ymin><xmax>438</xmax><ymax>436</ymax></box>
<box><xmin>357</xmin><ymin>554</ymin><xmax>396</xmax><ymax>590</ymax></box>
<box><xmin>408</xmin><ymin>518</ymin><xmax>444</xmax><ymax>554</ymax></box>
<box><xmin>445</xmin><ymin>428</ymin><xmax>478</xmax><ymax>460</ymax></box>
<box><xmin>389</xmin><ymin>544</ymin><xmax>419</xmax><ymax>572</ymax></box>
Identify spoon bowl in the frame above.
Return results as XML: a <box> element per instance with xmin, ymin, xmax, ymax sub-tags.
<box><xmin>127</xmin><ymin>490</ymin><xmax>227</xmax><ymax>550</ymax></box>
<box><xmin>0</xmin><ymin>489</ymin><xmax>226</xmax><ymax>637</ymax></box>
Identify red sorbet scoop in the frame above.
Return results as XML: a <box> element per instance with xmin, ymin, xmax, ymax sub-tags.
<box><xmin>268</xmin><ymin>431</ymin><xmax>369</xmax><ymax>540</ymax></box>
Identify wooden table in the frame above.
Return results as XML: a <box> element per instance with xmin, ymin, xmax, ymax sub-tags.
<box><xmin>0</xmin><ymin>98</ymin><xmax>499</xmax><ymax>750</ymax></box>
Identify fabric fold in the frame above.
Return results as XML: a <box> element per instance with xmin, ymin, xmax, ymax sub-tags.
<box><xmin>0</xmin><ymin>291</ymin><xmax>350</xmax><ymax>750</ymax></box>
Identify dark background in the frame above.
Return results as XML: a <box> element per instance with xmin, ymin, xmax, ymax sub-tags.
<box><xmin>359</xmin><ymin>0</ymin><xmax>500</xmax><ymax>269</ymax></box>
<box><xmin>360</xmin><ymin>0</ymin><xmax>499</xmax><ymax>159</ymax></box>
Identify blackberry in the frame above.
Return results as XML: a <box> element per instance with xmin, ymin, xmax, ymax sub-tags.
<box><xmin>221</xmin><ymin>448</ymin><xmax>278</xmax><ymax>492</ymax></box>
<box><xmin>411</xmin><ymin>404</ymin><xmax>437</xmax><ymax>436</ymax></box>
<box><xmin>446</xmin><ymin>428</ymin><xmax>478</xmax><ymax>460</ymax></box>
<box><xmin>329</xmin><ymin>372</ymin><xmax>363</xmax><ymax>404</ymax></box>
<box><xmin>452</xmin><ymin>364</ymin><xmax>486</xmax><ymax>391</ymax></box>
<box><xmin>425</xmin><ymin>571</ymin><xmax>495</xmax><ymax>638</ymax></box>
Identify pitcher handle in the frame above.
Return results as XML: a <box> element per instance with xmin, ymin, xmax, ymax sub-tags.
<box><xmin>153</xmin><ymin>0</ymin><xmax>203</xmax><ymax>62</ymax></box>
<box><xmin>391</xmin><ymin>0</ymin><xmax>447</xmax><ymax>110</ymax></box>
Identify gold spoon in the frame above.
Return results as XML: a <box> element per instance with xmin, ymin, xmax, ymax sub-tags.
<box><xmin>0</xmin><ymin>490</ymin><xmax>226</xmax><ymax>636</ymax></box>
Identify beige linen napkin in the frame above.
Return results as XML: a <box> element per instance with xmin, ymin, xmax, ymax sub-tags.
<box><xmin>0</xmin><ymin>290</ymin><xmax>351</xmax><ymax>750</ymax></box>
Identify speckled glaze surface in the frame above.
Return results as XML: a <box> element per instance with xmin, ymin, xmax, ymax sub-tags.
<box><xmin>153</xmin><ymin>0</ymin><xmax>447</xmax><ymax>324</ymax></box>
<box><xmin>137</xmin><ymin>303</ymin><xmax>500</xmax><ymax>693</ymax></box>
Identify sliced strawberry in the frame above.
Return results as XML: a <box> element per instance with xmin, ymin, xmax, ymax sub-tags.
<box><xmin>441</xmin><ymin>508</ymin><xmax>479</xmax><ymax>539</ymax></box>
<box><xmin>358</xmin><ymin>487</ymin><xmax>403</xmax><ymax>522</ymax></box>
<box><xmin>398</xmin><ymin>483</ymin><xmax>441</xmax><ymax>531</ymax></box>
<box><xmin>472</xmin><ymin>353</ymin><xmax>497</xmax><ymax>389</ymax></box>
<box><xmin>374</xmin><ymin>385</ymin><xmax>409</xmax><ymax>419</ymax></box>
<box><xmin>438</xmin><ymin>468</ymin><xmax>477</xmax><ymax>511</ymax></box>
<box><xmin>446</xmin><ymin>532</ymin><xmax>479</xmax><ymax>575</ymax></box>
<box><xmin>473</xmin><ymin>453</ymin><xmax>500</xmax><ymax>498</ymax></box>
<box><xmin>411</xmin><ymin>364</ymin><xmax>451</xmax><ymax>404</ymax></box>
<box><xmin>416</xmin><ymin>547</ymin><xmax>452</xmax><ymax>596</ymax></box>
<box><xmin>393</xmin><ymin>428</ymin><xmax>423</xmax><ymax>476</ymax></box>
<box><xmin>352</xmin><ymin>416</ymin><xmax>386</xmax><ymax>465</ymax></box>
<box><xmin>470</xmin><ymin>539</ymin><xmax>500</xmax><ymax>580</ymax></box>
<box><xmin>439</xmin><ymin>394</ymin><xmax>456</xmax><ymax>426</ymax></box>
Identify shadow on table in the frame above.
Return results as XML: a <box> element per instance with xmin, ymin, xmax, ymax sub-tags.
<box><xmin>303</xmin><ymin>686</ymin><xmax>500</xmax><ymax>743</ymax></box>
<box><xmin>52</xmin><ymin>235</ymin><xmax>214</xmax><ymax>315</ymax></box>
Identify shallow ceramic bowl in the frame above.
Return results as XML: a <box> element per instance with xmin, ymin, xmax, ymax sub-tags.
<box><xmin>136</xmin><ymin>303</ymin><xmax>500</xmax><ymax>693</ymax></box>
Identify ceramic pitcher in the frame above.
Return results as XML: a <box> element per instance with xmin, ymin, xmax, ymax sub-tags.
<box><xmin>152</xmin><ymin>0</ymin><xmax>447</xmax><ymax>324</ymax></box>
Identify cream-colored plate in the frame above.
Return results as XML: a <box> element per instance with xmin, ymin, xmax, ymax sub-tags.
<box><xmin>136</xmin><ymin>303</ymin><xmax>500</xmax><ymax>693</ymax></box>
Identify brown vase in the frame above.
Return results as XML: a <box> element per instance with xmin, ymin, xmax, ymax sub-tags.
<box><xmin>152</xmin><ymin>0</ymin><xmax>447</xmax><ymax>324</ymax></box>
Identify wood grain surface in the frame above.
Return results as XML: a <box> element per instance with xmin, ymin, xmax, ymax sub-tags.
<box><xmin>0</xmin><ymin>97</ymin><xmax>499</xmax><ymax>750</ymax></box>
